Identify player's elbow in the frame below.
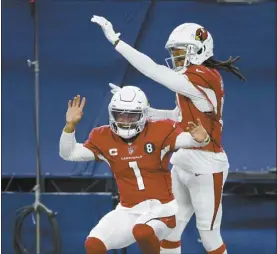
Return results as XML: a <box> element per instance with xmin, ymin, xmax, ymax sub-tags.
<box><xmin>59</xmin><ymin>152</ymin><xmax>68</xmax><ymax>161</ymax></box>
<box><xmin>59</xmin><ymin>149</ymin><xmax>71</xmax><ymax>161</ymax></box>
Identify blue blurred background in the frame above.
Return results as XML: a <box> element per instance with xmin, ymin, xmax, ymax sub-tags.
<box><xmin>2</xmin><ymin>0</ymin><xmax>276</xmax><ymax>253</ymax></box>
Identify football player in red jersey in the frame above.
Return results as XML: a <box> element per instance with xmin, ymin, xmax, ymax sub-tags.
<box><xmin>59</xmin><ymin>86</ymin><xmax>210</xmax><ymax>254</ymax></box>
<box><xmin>92</xmin><ymin>16</ymin><xmax>245</xmax><ymax>254</ymax></box>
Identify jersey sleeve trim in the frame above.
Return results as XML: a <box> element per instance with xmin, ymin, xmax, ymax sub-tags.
<box><xmin>160</xmin><ymin>123</ymin><xmax>179</xmax><ymax>152</ymax></box>
<box><xmin>83</xmin><ymin>139</ymin><xmax>105</xmax><ymax>161</ymax></box>
<box><xmin>186</xmin><ymin>71</ymin><xmax>216</xmax><ymax>113</ymax></box>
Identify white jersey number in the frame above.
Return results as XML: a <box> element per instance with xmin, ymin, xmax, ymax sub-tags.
<box><xmin>129</xmin><ymin>161</ymin><xmax>145</xmax><ymax>190</ymax></box>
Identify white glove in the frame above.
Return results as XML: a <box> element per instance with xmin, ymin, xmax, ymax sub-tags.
<box><xmin>109</xmin><ymin>83</ymin><xmax>121</xmax><ymax>94</ymax></box>
<box><xmin>91</xmin><ymin>15</ymin><xmax>121</xmax><ymax>45</ymax></box>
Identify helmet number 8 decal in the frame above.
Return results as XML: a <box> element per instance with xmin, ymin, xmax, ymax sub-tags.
<box><xmin>144</xmin><ymin>143</ymin><xmax>155</xmax><ymax>154</ymax></box>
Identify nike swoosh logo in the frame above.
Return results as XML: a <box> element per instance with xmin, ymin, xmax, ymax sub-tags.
<box><xmin>196</xmin><ymin>69</ymin><xmax>205</xmax><ymax>73</ymax></box>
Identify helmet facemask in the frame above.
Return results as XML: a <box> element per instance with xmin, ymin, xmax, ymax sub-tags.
<box><xmin>165</xmin><ymin>45</ymin><xmax>199</xmax><ymax>71</ymax></box>
<box><xmin>165</xmin><ymin>24</ymin><xmax>214</xmax><ymax>71</ymax></box>
<box><xmin>109</xmin><ymin>107</ymin><xmax>147</xmax><ymax>139</ymax></box>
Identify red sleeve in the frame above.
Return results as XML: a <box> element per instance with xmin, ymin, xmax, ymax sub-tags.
<box><xmin>161</xmin><ymin>120</ymin><xmax>183</xmax><ymax>151</ymax></box>
<box><xmin>83</xmin><ymin>129</ymin><xmax>103</xmax><ymax>161</ymax></box>
<box><xmin>185</xmin><ymin>65</ymin><xmax>222</xmax><ymax>91</ymax></box>
<box><xmin>185</xmin><ymin>65</ymin><xmax>223</xmax><ymax>113</ymax></box>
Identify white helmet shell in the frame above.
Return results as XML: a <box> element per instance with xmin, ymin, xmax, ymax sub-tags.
<box><xmin>165</xmin><ymin>23</ymin><xmax>214</xmax><ymax>70</ymax></box>
<box><xmin>108</xmin><ymin>86</ymin><xmax>149</xmax><ymax>139</ymax></box>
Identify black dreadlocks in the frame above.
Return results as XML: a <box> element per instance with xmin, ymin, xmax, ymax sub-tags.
<box><xmin>203</xmin><ymin>56</ymin><xmax>246</xmax><ymax>82</ymax></box>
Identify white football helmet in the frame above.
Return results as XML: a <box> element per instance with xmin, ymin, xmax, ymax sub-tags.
<box><xmin>108</xmin><ymin>86</ymin><xmax>149</xmax><ymax>139</ymax></box>
<box><xmin>165</xmin><ymin>23</ymin><xmax>214</xmax><ymax>71</ymax></box>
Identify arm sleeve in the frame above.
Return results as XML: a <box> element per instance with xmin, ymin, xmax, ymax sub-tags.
<box><xmin>115</xmin><ymin>40</ymin><xmax>207</xmax><ymax>101</ymax></box>
<box><xmin>174</xmin><ymin>132</ymin><xmax>210</xmax><ymax>150</ymax></box>
<box><xmin>148</xmin><ymin>107</ymin><xmax>180</xmax><ymax>121</ymax></box>
<box><xmin>59</xmin><ymin>131</ymin><xmax>95</xmax><ymax>161</ymax></box>
<box><xmin>83</xmin><ymin>129</ymin><xmax>104</xmax><ymax>161</ymax></box>
<box><xmin>161</xmin><ymin>122</ymin><xmax>183</xmax><ymax>152</ymax></box>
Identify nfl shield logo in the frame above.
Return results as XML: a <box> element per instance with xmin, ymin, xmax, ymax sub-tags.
<box><xmin>128</xmin><ymin>146</ymin><xmax>134</xmax><ymax>155</ymax></box>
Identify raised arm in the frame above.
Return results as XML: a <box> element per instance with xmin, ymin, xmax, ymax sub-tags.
<box><xmin>91</xmin><ymin>16</ymin><xmax>212</xmax><ymax>110</ymax></box>
<box><xmin>59</xmin><ymin>95</ymin><xmax>95</xmax><ymax>161</ymax></box>
<box><xmin>115</xmin><ymin>41</ymin><xmax>205</xmax><ymax>100</ymax></box>
<box><xmin>59</xmin><ymin>130</ymin><xmax>95</xmax><ymax>161</ymax></box>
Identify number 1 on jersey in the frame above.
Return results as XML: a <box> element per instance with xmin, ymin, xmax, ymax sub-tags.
<box><xmin>129</xmin><ymin>161</ymin><xmax>145</xmax><ymax>190</ymax></box>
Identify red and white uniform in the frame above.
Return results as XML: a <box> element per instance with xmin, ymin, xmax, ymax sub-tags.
<box><xmin>178</xmin><ymin>64</ymin><xmax>223</xmax><ymax>153</ymax></box>
<box><xmin>171</xmin><ymin>64</ymin><xmax>229</xmax><ymax>176</ymax></box>
<box><xmin>115</xmin><ymin>40</ymin><xmax>229</xmax><ymax>236</ymax></box>
<box><xmin>83</xmin><ymin>120</ymin><xmax>181</xmax><ymax>207</ymax></box>
<box><xmin>59</xmin><ymin>119</ymin><xmax>207</xmax><ymax>250</ymax></box>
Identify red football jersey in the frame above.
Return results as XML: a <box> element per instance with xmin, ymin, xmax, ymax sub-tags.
<box><xmin>176</xmin><ymin>65</ymin><xmax>224</xmax><ymax>153</ymax></box>
<box><xmin>84</xmin><ymin>120</ymin><xmax>183</xmax><ymax>207</ymax></box>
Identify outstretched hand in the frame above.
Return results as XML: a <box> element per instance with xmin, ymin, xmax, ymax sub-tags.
<box><xmin>187</xmin><ymin>118</ymin><xmax>210</xmax><ymax>143</ymax></box>
<box><xmin>91</xmin><ymin>15</ymin><xmax>121</xmax><ymax>45</ymax></box>
<box><xmin>66</xmin><ymin>95</ymin><xmax>86</xmax><ymax>126</ymax></box>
